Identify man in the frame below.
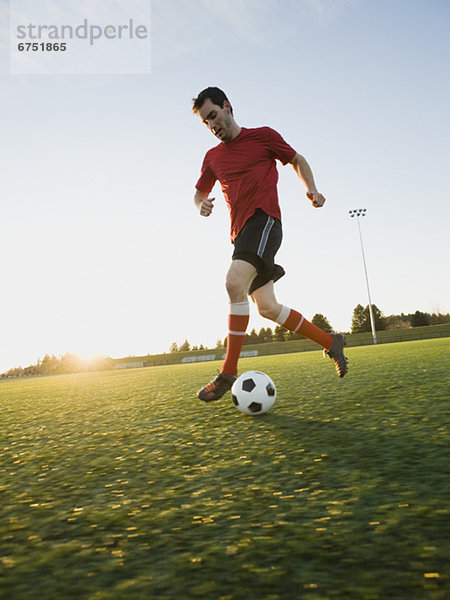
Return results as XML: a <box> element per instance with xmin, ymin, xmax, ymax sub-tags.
<box><xmin>192</xmin><ymin>87</ymin><xmax>348</xmax><ymax>402</ymax></box>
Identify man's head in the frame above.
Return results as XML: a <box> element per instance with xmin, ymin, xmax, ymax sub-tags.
<box><xmin>192</xmin><ymin>87</ymin><xmax>239</xmax><ymax>143</ymax></box>
<box><xmin>192</xmin><ymin>87</ymin><xmax>233</xmax><ymax>116</ymax></box>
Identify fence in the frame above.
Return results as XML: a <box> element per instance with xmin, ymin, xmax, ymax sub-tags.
<box><xmin>112</xmin><ymin>324</ymin><xmax>450</xmax><ymax>369</ymax></box>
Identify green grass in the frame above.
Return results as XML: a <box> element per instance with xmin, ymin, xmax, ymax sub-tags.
<box><xmin>1</xmin><ymin>338</ymin><xmax>449</xmax><ymax>599</ymax></box>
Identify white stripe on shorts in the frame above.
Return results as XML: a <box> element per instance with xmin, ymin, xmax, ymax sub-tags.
<box><xmin>257</xmin><ymin>216</ymin><xmax>275</xmax><ymax>258</ymax></box>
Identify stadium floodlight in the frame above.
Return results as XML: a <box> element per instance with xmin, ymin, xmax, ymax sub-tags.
<box><xmin>349</xmin><ymin>209</ymin><xmax>377</xmax><ymax>344</ymax></box>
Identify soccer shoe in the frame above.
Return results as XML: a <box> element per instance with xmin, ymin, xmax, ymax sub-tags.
<box><xmin>197</xmin><ymin>372</ymin><xmax>237</xmax><ymax>402</ymax></box>
<box><xmin>323</xmin><ymin>333</ymin><xmax>348</xmax><ymax>378</ymax></box>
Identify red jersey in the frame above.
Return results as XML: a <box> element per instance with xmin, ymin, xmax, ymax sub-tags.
<box><xmin>195</xmin><ymin>126</ymin><xmax>296</xmax><ymax>241</ymax></box>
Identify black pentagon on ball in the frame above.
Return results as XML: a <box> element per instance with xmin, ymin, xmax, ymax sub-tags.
<box><xmin>266</xmin><ymin>383</ymin><xmax>275</xmax><ymax>396</ymax></box>
<box><xmin>232</xmin><ymin>394</ymin><xmax>239</xmax><ymax>406</ymax></box>
<box><xmin>248</xmin><ymin>401</ymin><xmax>262</xmax><ymax>413</ymax></box>
<box><xmin>242</xmin><ymin>378</ymin><xmax>256</xmax><ymax>392</ymax></box>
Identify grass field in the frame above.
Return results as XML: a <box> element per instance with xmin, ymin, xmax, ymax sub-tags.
<box><xmin>1</xmin><ymin>338</ymin><xmax>449</xmax><ymax>599</ymax></box>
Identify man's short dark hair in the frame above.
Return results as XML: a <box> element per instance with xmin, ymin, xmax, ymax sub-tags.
<box><xmin>192</xmin><ymin>87</ymin><xmax>233</xmax><ymax>115</ymax></box>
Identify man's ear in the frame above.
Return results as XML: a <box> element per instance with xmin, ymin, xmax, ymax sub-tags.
<box><xmin>223</xmin><ymin>100</ymin><xmax>232</xmax><ymax>114</ymax></box>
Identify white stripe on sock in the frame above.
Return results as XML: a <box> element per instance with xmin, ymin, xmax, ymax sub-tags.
<box><xmin>229</xmin><ymin>330</ymin><xmax>246</xmax><ymax>336</ymax></box>
<box><xmin>229</xmin><ymin>301</ymin><xmax>250</xmax><ymax>316</ymax></box>
<box><xmin>275</xmin><ymin>304</ymin><xmax>291</xmax><ymax>326</ymax></box>
<box><xmin>294</xmin><ymin>315</ymin><xmax>305</xmax><ymax>332</ymax></box>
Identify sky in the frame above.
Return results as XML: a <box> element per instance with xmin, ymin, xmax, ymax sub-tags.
<box><xmin>0</xmin><ymin>0</ymin><xmax>449</xmax><ymax>372</ymax></box>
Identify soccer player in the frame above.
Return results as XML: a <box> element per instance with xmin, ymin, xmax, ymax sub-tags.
<box><xmin>193</xmin><ymin>87</ymin><xmax>348</xmax><ymax>401</ymax></box>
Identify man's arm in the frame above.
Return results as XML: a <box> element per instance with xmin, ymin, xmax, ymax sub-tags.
<box><xmin>289</xmin><ymin>153</ymin><xmax>326</xmax><ymax>208</ymax></box>
<box><xmin>194</xmin><ymin>188</ymin><xmax>215</xmax><ymax>217</ymax></box>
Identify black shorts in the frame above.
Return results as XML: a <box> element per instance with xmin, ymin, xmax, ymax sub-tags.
<box><xmin>232</xmin><ymin>209</ymin><xmax>285</xmax><ymax>295</ymax></box>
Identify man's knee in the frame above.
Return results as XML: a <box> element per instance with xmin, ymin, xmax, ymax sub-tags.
<box><xmin>257</xmin><ymin>300</ymin><xmax>281</xmax><ymax>321</ymax></box>
<box><xmin>225</xmin><ymin>260</ymin><xmax>257</xmax><ymax>302</ymax></box>
<box><xmin>225</xmin><ymin>273</ymin><xmax>248</xmax><ymax>301</ymax></box>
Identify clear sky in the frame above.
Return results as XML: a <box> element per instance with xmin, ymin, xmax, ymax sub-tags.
<box><xmin>1</xmin><ymin>0</ymin><xmax>449</xmax><ymax>373</ymax></box>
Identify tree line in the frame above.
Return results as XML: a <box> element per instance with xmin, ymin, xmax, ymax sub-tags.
<box><xmin>170</xmin><ymin>313</ymin><xmax>334</xmax><ymax>352</ymax></box>
<box><xmin>1</xmin><ymin>353</ymin><xmax>113</xmax><ymax>379</ymax></box>
<box><xmin>3</xmin><ymin>306</ymin><xmax>448</xmax><ymax>378</ymax></box>
<box><xmin>351</xmin><ymin>305</ymin><xmax>450</xmax><ymax>333</ymax></box>
<box><xmin>170</xmin><ymin>307</ymin><xmax>450</xmax><ymax>352</ymax></box>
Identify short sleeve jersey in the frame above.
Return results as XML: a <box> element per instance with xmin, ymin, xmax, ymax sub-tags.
<box><xmin>195</xmin><ymin>126</ymin><xmax>296</xmax><ymax>241</ymax></box>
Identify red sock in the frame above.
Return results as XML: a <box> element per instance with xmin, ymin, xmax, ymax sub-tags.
<box><xmin>221</xmin><ymin>302</ymin><xmax>250</xmax><ymax>376</ymax></box>
<box><xmin>275</xmin><ymin>305</ymin><xmax>333</xmax><ymax>350</ymax></box>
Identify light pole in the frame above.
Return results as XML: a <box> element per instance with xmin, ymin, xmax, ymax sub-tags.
<box><xmin>349</xmin><ymin>208</ymin><xmax>377</xmax><ymax>344</ymax></box>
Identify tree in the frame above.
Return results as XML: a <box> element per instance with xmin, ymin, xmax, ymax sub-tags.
<box><xmin>263</xmin><ymin>327</ymin><xmax>274</xmax><ymax>343</ymax></box>
<box><xmin>257</xmin><ymin>327</ymin><xmax>273</xmax><ymax>343</ymax></box>
<box><xmin>411</xmin><ymin>310</ymin><xmax>430</xmax><ymax>327</ymax></box>
<box><xmin>351</xmin><ymin>304</ymin><xmax>367</xmax><ymax>333</ymax></box>
<box><xmin>429</xmin><ymin>312</ymin><xmax>450</xmax><ymax>325</ymax></box>
<box><xmin>284</xmin><ymin>330</ymin><xmax>304</xmax><ymax>341</ymax></box>
<box><xmin>179</xmin><ymin>339</ymin><xmax>191</xmax><ymax>352</ymax></box>
<box><xmin>247</xmin><ymin>328</ymin><xmax>259</xmax><ymax>344</ymax></box>
<box><xmin>311</xmin><ymin>313</ymin><xmax>333</xmax><ymax>333</ymax></box>
<box><xmin>169</xmin><ymin>342</ymin><xmax>178</xmax><ymax>353</ymax></box>
<box><xmin>60</xmin><ymin>353</ymin><xmax>80</xmax><ymax>373</ymax></box>
<box><xmin>257</xmin><ymin>328</ymin><xmax>265</xmax><ymax>343</ymax></box>
<box><xmin>385</xmin><ymin>313</ymin><xmax>411</xmax><ymax>329</ymax></box>
<box><xmin>41</xmin><ymin>354</ymin><xmax>59</xmax><ymax>374</ymax></box>
<box><xmin>368</xmin><ymin>304</ymin><xmax>386</xmax><ymax>331</ymax></box>
<box><xmin>351</xmin><ymin>303</ymin><xmax>386</xmax><ymax>333</ymax></box>
<box><xmin>273</xmin><ymin>325</ymin><xmax>286</xmax><ymax>342</ymax></box>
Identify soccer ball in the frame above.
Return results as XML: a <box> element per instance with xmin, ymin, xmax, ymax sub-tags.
<box><xmin>231</xmin><ymin>371</ymin><xmax>276</xmax><ymax>416</ymax></box>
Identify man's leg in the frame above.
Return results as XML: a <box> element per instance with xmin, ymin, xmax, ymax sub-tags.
<box><xmin>251</xmin><ymin>282</ymin><xmax>348</xmax><ymax>377</ymax></box>
<box><xmin>221</xmin><ymin>259</ymin><xmax>256</xmax><ymax>375</ymax></box>
<box><xmin>197</xmin><ymin>260</ymin><xmax>256</xmax><ymax>401</ymax></box>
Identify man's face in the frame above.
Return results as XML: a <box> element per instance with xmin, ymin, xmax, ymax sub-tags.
<box><xmin>198</xmin><ymin>98</ymin><xmax>234</xmax><ymax>142</ymax></box>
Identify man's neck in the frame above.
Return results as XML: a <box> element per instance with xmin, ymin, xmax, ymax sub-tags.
<box><xmin>225</xmin><ymin>123</ymin><xmax>242</xmax><ymax>143</ymax></box>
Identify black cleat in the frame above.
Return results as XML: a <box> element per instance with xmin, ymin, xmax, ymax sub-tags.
<box><xmin>197</xmin><ymin>372</ymin><xmax>237</xmax><ymax>402</ymax></box>
<box><xmin>324</xmin><ymin>333</ymin><xmax>348</xmax><ymax>378</ymax></box>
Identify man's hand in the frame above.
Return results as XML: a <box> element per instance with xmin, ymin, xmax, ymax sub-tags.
<box><xmin>306</xmin><ymin>191</ymin><xmax>326</xmax><ymax>208</ymax></box>
<box><xmin>289</xmin><ymin>154</ymin><xmax>326</xmax><ymax>208</ymax></box>
<box><xmin>194</xmin><ymin>189</ymin><xmax>215</xmax><ymax>217</ymax></box>
<box><xmin>199</xmin><ymin>196</ymin><xmax>215</xmax><ymax>217</ymax></box>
